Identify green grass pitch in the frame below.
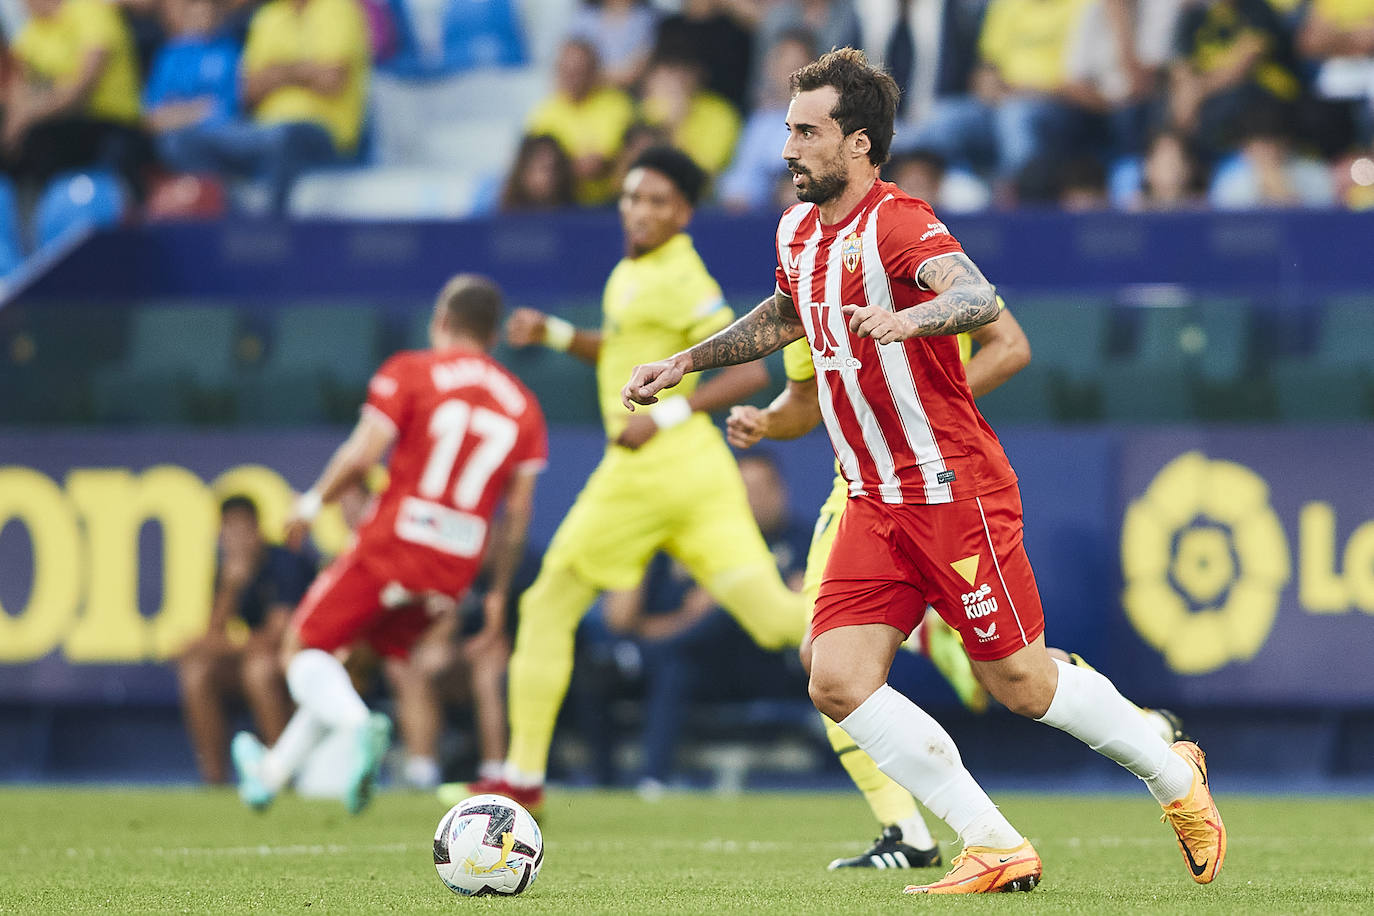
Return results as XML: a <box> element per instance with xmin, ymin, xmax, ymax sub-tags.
<box><xmin>2</xmin><ymin>786</ymin><xmax>1370</xmax><ymax>914</ymax></box>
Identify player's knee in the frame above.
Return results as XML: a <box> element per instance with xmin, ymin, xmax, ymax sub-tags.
<box><xmin>986</xmin><ymin>668</ymin><xmax>1056</xmax><ymax>719</ymax></box>
<box><xmin>177</xmin><ymin>652</ymin><xmax>214</xmax><ymax>694</ymax></box>
<box><xmin>807</xmin><ymin>670</ymin><xmax>868</xmax><ymax>722</ymax></box>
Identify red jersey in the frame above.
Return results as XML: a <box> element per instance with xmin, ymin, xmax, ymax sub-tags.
<box><xmin>354</xmin><ymin>346</ymin><xmax>547</xmax><ymax>593</ymax></box>
<box><xmin>774</xmin><ymin>179</ymin><xmax>1015</xmax><ymax>505</ymax></box>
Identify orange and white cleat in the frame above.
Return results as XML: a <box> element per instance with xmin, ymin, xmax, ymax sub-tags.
<box><xmin>902</xmin><ymin>839</ymin><xmax>1041</xmax><ymax>895</ymax></box>
<box><xmin>1161</xmin><ymin>740</ymin><xmax>1226</xmax><ymax>884</ymax></box>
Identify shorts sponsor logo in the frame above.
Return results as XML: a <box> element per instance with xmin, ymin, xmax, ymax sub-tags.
<box><xmin>962</xmin><ymin>582</ymin><xmax>998</xmax><ymax>619</ymax></box>
<box><xmin>974</xmin><ymin>622</ymin><xmax>997</xmax><ymax>642</ymax></box>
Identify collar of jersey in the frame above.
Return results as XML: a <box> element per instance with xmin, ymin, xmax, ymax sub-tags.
<box><xmin>818</xmin><ymin>178</ymin><xmax>887</xmax><ymax>234</ymax></box>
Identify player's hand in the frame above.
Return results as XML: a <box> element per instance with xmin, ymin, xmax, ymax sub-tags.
<box><xmin>283</xmin><ymin>516</ymin><xmax>310</xmax><ymax>552</ymax></box>
<box><xmin>726</xmin><ymin>405</ymin><xmax>767</xmax><ymax>449</ymax></box>
<box><xmin>841</xmin><ymin>303</ymin><xmax>910</xmax><ymax>345</ymax></box>
<box><xmin>505</xmin><ymin>308</ymin><xmax>547</xmax><ymax>348</ymax></box>
<box><xmin>464</xmin><ymin>592</ymin><xmax>509</xmax><ymax>660</ymax></box>
<box><xmin>621</xmin><ymin>355</ymin><xmax>688</xmax><ymax>409</ymax></box>
<box><xmin>615</xmin><ymin>414</ymin><xmax>658</xmax><ymax>450</ymax></box>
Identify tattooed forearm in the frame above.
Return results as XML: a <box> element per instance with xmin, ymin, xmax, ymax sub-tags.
<box><xmin>908</xmin><ymin>253</ymin><xmax>999</xmax><ymax>337</ymax></box>
<box><xmin>686</xmin><ymin>291</ymin><xmax>806</xmax><ymax>371</ymax></box>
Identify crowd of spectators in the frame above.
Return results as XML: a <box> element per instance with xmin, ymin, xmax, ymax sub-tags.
<box><xmin>501</xmin><ymin>0</ymin><xmax>1374</xmax><ymax>216</ymax></box>
<box><xmin>1</xmin><ymin>0</ymin><xmax>1373</xmax><ymax>254</ymax></box>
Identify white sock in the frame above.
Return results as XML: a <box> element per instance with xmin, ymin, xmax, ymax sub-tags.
<box><xmin>478</xmin><ymin>759</ymin><xmax>505</xmax><ymax>782</ymax></box>
<box><xmin>404</xmin><ymin>755</ymin><xmax>441</xmax><ymax>789</ymax></box>
<box><xmin>261</xmin><ymin>708</ymin><xmax>327</xmax><ymax>791</ymax></box>
<box><xmin>896</xmin><ymin>812</ymin><xmax>935</xmax><ymax>850</ymax></box>
<box><xmin>286</xmin><ymin>648</ymin><xmax>370</xmax><ymax>730</ymax></box>
<box><xmin>1037</xmin><ymin>659</ymin><xmax>1194</xmax><ymax>804</ymax></box>
<box><xmin>503</xmin><ymin>764</ymin><xmax>543</xmax><ymax>789</ymax></box>
<box><xmin>839</xmin><ymin>685</ymin><xmax>1022</xmax><ymax>849</ymax></box>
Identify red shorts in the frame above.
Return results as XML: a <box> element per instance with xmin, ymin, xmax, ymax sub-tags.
<box><xmin>811</xmin><ymin>484</ymin><xmax>1045</xmax><ymax>661</ymax></box>
<box><xmin>291</xmin><ymin>548</ymin><xmax>437</xmax><ymax>660</ymax></box>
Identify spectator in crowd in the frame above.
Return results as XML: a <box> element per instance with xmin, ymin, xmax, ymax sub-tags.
<box><xmin>1062</xmin><ymin>0</ymin><xmax>1188</xmax><ymax>156</ymax></box>
<box><xmin>855</xmin><ymin>0</ymin><xmax>990</xmax><ymax>126</ymax></box>
<box><xmin>885</xmin><ymin>147</ymin><xmax>992</xmax><ymax>212</ymax></box>
<box><xmin>752</xmin><ymin>0</ymin><xmax>859</xmax><ymax>100</ymax></box>
<box><xmin>652</xmin><ymin>0</ymin><xmax>754</xmax><ymax>112</ymax></box>
<box><xmin>142</xmin><ymin>0</ymin><xmax>240</xmax><ymax>171</ymax></box>
<box><xmin>4</xmin><ymin>0</ymin><xmax>149</xmax><ymax>194</ymax></box>
<box><xmin>177</xmin><ymin>495</ymin><xmax>316</xmax><ymax>784</ymax></box>
<box><xmin>155</xmin><ymin>0</ymin><xmax>370</xmax><ymax>213</ymax></box>
<box><xmin>638</xmin><ymin>56</ymin><xmax>742</xmax><ymax>177</ymax></box>
<box><xmin>566</xmin><ymin>0</ymin><xmax>661</xmax><ymax>91</ymax></box>
<box><xmin>1135</xmin><ymin>128</ymin><xmax>1208</xmax><ymax>210</ymax></box>
<box><xmin>1209</xmin><ymin>103</ymin><xmax>1337</xmax><ymax>208</ymax></box>
<box><xmin>902</xmin><ymin>0</ymin><xmax>1095</xmax><ymax>193</ymax></box>
<box><xmin>718</xmin><ymin>27</ymin><xmax>815</xmax><ymax>211</ymax></box>
<box><xmin>499</xmin><ymin>133</ymin><xmax>576</xmax><ymax>211</ymax></box>
<box><xmin>607</xmin><ymin>120</ymin><xmax>670</xmax><ymax>194</ymax></box>
<box><xmin>1297</xmin><ymin>0</ymin><xmax>1374</xmax><ymax>144</ymax></box>
<box><xmin>1055</xmin><ymin>155</ymin><xmax>1111</xmax><ymax>210</ymax></box>
<box><xmin>1169</xmin><ymin>0</ymin><xmax>1303</xmax><ymax>155</ymax></box>
<box><xmin>527</xmin><ymin>38</ymin><xmax>636</xmax><ymax>205</ymax></box>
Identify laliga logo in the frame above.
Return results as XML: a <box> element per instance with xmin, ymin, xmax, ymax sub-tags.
<box><xmin>1120</xmin><ymin>451</ymin><xmax>1290</xmax><ymax>675</ymax></box>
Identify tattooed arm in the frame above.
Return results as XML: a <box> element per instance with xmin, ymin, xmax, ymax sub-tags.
<box><xmin>842</xmin><ymin>252</ymin><xmax>999</xmax><ymax>345</ymax></box>
<box><xmin>621</xmin><ymin>289</ymin><xmax>805</xmax><ymax>408</ymax></box>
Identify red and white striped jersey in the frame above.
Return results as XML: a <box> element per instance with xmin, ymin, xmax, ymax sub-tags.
<box><xmin>774</xmin><ymin>179</ymin><xmax>1015</xmax><ymax>505</ymax></box>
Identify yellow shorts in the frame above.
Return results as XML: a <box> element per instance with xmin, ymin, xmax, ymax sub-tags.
<box><xmin>543</xmin><ymin>428</ymin><xmax>780</xmax><ymax>591</ymax></box>
<box><xmin>802</xmin><ymin>475</ymin><xmax>849</xmax><ymax>614</ymax></box>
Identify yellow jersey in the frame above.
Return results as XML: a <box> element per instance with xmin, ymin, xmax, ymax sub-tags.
<box><xmin>979</xmin><ymin>0</ymin><xmax>1092</xmax><ymax>92</ymax></box>
<box><xmin>241</xmin><ymin>0</ymin><xmax>371</xmax><ymax>151</ymax></box>
<box><xmin>13</xmin><ymin>0</ymin><xmax>140</xmax><ymax>125</ymax></box>
<box><xmin>599</xmin><ymin>233</ymin><xmax>733</xmax><ymax>442</ymax></box>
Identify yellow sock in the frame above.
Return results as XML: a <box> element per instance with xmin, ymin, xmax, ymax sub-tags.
<box><xmin>823</xmin><ymin>714</ymin><xmax>919</xmax><ymax>828</ymax></box>
<box><xmin>505</xmin><ymin>565</ymin><xmax>599</xmax><ymax>781</ymax></box>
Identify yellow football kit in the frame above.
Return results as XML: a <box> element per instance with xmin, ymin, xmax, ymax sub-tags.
<box><xmin>507</xmin><ymin>233</ymin><xmax>808</xmax><ymax>780</ymax></box>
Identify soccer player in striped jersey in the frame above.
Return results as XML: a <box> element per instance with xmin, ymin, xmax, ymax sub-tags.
<box><xmin>623</xmin><ymin>49</ymin><xmax>1224</xmax><ymax>895</ymax></box>
<box><xmin>729</xmin><ymin>319</ymin><xmax>1187</xmax><ymax>871</ymax></box>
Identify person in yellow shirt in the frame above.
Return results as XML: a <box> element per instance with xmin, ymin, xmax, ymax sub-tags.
<box><xmin>527</xmin><ymin>39</ymin><xmax>637</xmax><ymax>206</ymax></box>
<box><xmin>156</xmin><ymin>0</ymin><xmax>370</xmax><ymax>213</ymax></box>
<box><xmin>5</xmin><ymin>0</ymin><xmax>149</xmax><ymax>192</ymax></box>
<box><xmin>902</xmin><ymin>0</ymin><xmax>1094</xmax><ymax>186</ymax></box>
<box><xmin>444</xmin><ymin>146</ymin><xmax>808</xmax><ymax>812</ymax></box>
<box><xmin>639</xmin><ymin>56</ymin><xmax>742</xmax><ymax>178</ymax></box>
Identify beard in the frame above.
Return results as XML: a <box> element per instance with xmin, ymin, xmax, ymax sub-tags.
<box><xmin>792</xmin><ymin>163</ymin><xmax>849</xmax><ymax>205</ymax></box>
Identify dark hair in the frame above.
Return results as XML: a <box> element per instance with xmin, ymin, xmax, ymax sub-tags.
<box><xmin>220</xmin><ymin>494</ymin><xmax>258</xmax><ymax>519</ymax></box>
<box><xmin>790</xmin><ymin>47</ymin><xmax>900</xmax><ymax>166</ymax></box>
<box><xmin>501</xmin><ymin>134</ymin><xmax>575</xmax><ymax>211</ymax></box>
<box><xmin>629</xmin><ymin>144</ymin><xmax>706</xmax><ymax>205</ymax></box>
<box><xmin>436</xmin><ymin>274</ymin><xmax>502</xmax><ymax>340</ymax></box>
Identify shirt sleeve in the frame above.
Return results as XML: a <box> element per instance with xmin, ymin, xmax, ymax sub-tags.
<box><xmin>71</xmin><ymin>0</ymin><xmax>123</xmax><ymax>57</ymax></box>
<box><xmin>512</xmin><ymin>393</ymin><xmax>549</xmax><ymax>474</ymax></box>
<box><xmin>364</xmin><ymin>354</ymin><xmax>410</xmax><ymax>432</ymax></box>
<box><xmin>312</xmin><ymin>0</ymin><xmax>368</xmax><ymax>65</ymax></box>
<box><xmin>782</xmin><ymin>337</ymin><xmax>815</xmax><ymax>382</ymax></box>
<box><xmin>877</xmin><ymin>196</ymin><xmax>966</xmax><ymax>292</ymax></box>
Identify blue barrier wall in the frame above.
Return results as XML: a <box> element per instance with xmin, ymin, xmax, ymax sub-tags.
<box><xmin>3</xmin><ymin>425</ymin><xmax>1371</xmax><ymax>711</ymax></box>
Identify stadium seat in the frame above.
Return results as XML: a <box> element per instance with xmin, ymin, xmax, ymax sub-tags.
<box><xmin>1008</xmin><ymin>294</ymin><xmax>1110</xmax><ymax>382</ymax></box>
<box><xmin>974</xmin><ymin>363</ymin><xmax>1058</xmax><ymax>424</ymax></box>
<box><xmin>143</xmin><ymin>174</ymin><xmax>228</xmax><ymax>222</ymax></box>
<box><xmin>0</xmin><ymin>177</ymin><xmax>25</xmax><ymax>277</ymax></box>
<box><xmin>288</xmin><ymin>167</ymin><xmax>485</xmax><ymax>219</ymax></box>
<box><xmin>1096</xmin><ymin>361</ymin><xmax>1195</xmax><ymax>422</ymax></box>
<box><xmin>369</xmin><ymin>70</ymin><xmax>544</xmax><ymax>169</ymax></box>
<box><xmin>92</xmin><ymin>305</ymin><xmax>240</xmax><ymax>422</ymax></box>
<box><xmin>33</xmin><ymin>171</ymin><xmax>127</xmax><ymax>248</ymax></box>
<box><xmin>234</xmin><ymin>306</ymin><xmax>381</xmax><ymax>424</ymax></box>
<box><xmin>380</xmin><ymin>0</ymin><xmax>527</xmax><ymax>77</ymax></box>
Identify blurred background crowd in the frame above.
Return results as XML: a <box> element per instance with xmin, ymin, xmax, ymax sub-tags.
<box><xmin>3</xmin><ymin>0</ymin><xmax>1374</xmax><ymax>272</ymax></box>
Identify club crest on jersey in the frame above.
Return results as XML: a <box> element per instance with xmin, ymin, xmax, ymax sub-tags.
<box><xmin>842</xmin><ymin>232</ymin><xmax>862</xmax><ymax>272</ymax></box>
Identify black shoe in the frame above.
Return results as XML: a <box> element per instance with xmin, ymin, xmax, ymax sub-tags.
<box><xmin>827</xmin><ymin>826</ymin><xmax>942</xmax><ymax>870</ymax></box>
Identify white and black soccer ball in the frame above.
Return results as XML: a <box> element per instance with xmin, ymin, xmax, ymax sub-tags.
<box><xmin>433</xmin><ymin>794</ymin><xmax>543</xmax><ymax>896</ymax></box>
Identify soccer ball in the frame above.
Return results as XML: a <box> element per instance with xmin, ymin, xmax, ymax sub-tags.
<box><xmin>433</xmin><ymin>794</ymin><xmax>544</xmax><ymax>896</ymax></box>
